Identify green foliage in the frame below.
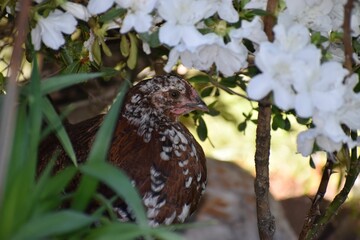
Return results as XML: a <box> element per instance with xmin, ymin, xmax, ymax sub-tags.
<box><xmin>0</xmin><ymin>59</ymin><xmax>181</xmax><ymax>239</ymax></box>
<box><xmin>0</xmin><ymin>73</ymin><xmax>5</xmax><ymax>94</ymax></box>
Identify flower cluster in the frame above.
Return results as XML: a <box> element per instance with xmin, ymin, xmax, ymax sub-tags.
<box><xmin>246</xmin><ymin>17</ymin><xmax>360</xmax><ymax>156</ymax></box>
<box><xmin>8</xmin><ymin>0</ymin><xmax>360</xmax><ymax>158</ymax></box>
<box><xmin>27</xmin><ymin>0</ymin><xmax>267</xmax><ymax>77</ymax></box>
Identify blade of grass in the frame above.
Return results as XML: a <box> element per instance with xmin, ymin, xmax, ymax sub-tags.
<box><xmin>11</xmin><ymin>210</ymin><xmax>96</xmax><ymax>240</ymax></box>
<box><xmin>80</xmin><ymin>162</ymin><xmax>148</xmax><ymax>226</ymax></box>
<box><xmin>71</xmin><ymin>81</ymin><xmax>129</xmax><ymax>211</ymax></box>
<box><xmin>28</xmin><ymin>54</ymin><xmax>42</xmax><ymax>172</ymax></box>
<box><xmin>42</xmin><ymin>97</ymin><xmax>77</xmax><ymax>165</ymax></box>
<box><xmin>85</xmin><ymin>222</ymin><xmax>150</xmax><ymax>240</ymax></box>
<box><xmin>41</xmin><ymin>73</ymin><xmax>104</xmax><ymax>95</ymax></box>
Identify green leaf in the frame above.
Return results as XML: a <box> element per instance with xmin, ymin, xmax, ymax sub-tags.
<box><xmin>41</xmin><ymin>72</ymin><xmax>103</xmax><ymax>95</ymax></box>
<box><xmin>71</xmin><ymin>81</ymin><xmax>129</xmax><ymax>211</ymax></box>
<box><xmin>0</xmin><ymin>72</ymin><xmax>5</xmax><ymax>94</ymax></box>
<box><xmin>207</xmin><ymin>107</ymin><xmax>220</xmax><ymax>116</ymax></box>
<box><xmin>138</xmin><ymin>31</ymin><xmax>161</xmax><ymax>48</ymax></box>
<box><xmin>85</xmin><ymin>222</ymin><xmax>150</xmax><ymax>240</ymax></box>
<box><xmin>99</xmin><ymin>8</ymin><xmax>126</xmax><ymax>23</ymax></box>
<box><xmin>220</xmin><ymin>76</ymin><xmax>238</xmax><ymax>88</ymax></box>
<box><xmin>188</xmin><ymin>75</ymin><xmax>210</xmax><ymax>83</ymax></box>
<box><xmin>38</xmin><ymin>166</ymin><xmax>77</xmax><ymax>202</ymax></box>
<box><xmin>42</xmin><ymin>98</ymin><xmax>77</xmax><ymax>165</ymax></box>
<box><xmin>62</xmin><ymin>61</ymin><xmax>81</xmax><ymax>74</ymax></box>
<box><xmin>92</xmin><ymin>38</ymin><xmax>102</xmax><ymax>65</ymax></box>
<box><xmin>11</xmin><ymin>211</ymin><xmax>96</xmax><ymax>240</ymax></box>
<box><xmin>35</xmin><ymin>166</ymin><xmax>77</xmax><ymax>214</ymax></box>
<box><xmin>120</xmin><ymin>35</ymin><xmax>130</xmax><ymax>57</ymax></box>
<box><xmin>238</xmin><ymin>121</ymin><xmax>247</xmax><ymax>132</ymax></box>
<box><xmin>201</xmin><ymin>87</ymin><xmax>213</xmax><ymax>98</ymax></box>
<box><xmin>196</xmin><ymin>117</ymin><xmax>208</xmax><ymax>141</ymax></box>
<box><xmin>309</xmin><ymin>157</ymin><xmax>316</xmax><ymax>169</ymax></box>
<box><xmin>127</xmin><ymin>33</ymin><xmax>138</xmax><ymax>70</ymax></box>
<box><xmin>80</xmin><ymin>162</ymin><xmax>148</xmax><ymax>227</ymax></box>
<box><xmin>29</xmin><ymin>56</ymin><xmax>42</xmax><ymax>164</ymax></box>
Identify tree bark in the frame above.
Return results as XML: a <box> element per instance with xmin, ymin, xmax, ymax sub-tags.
<box><xmin>253</xmin><ymin>0</ymin><xmax>278</xmax><ymax>239</ymax></box>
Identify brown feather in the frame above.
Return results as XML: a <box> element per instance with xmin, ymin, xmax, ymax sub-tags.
<box><xmin>38</xmin><ymin>74</ymin><xmax>208</xmax><ymax>226</ymax></box>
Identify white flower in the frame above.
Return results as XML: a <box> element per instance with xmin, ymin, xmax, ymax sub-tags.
<box><xmin>87</xmin><ymin>0</ymin><xmax>121</xmax><ymax>15</ymax></box>
<box><xmin>164</xmin><ymin>33</ymin><xmax>248</xmax><ymax>76</ymax></box>
<box><xmin>247</xmin><ymin>44</ymin><xmax>297</xmax><ymax>110</ymax></box>
<box><xmin>247</xmin><ymin>22</ymin><xmax>322</xmax><ymax>111</ymax></box>
<box><xmin>120</xmin><ymin>0</ymin><xmax>157</xmax><ymax>33</ymax></box>
<box><xmin>157</xmin><ymin>0</ymin><xmax>211</xmax><ymax>50</ymax></box>
<box><xmin>351</xmin><ymin>4</ymin><xmax>360</xmax><ymax>37</ymax></box>
<box><xmin>62</xmin><ymin>2</ymin><xmax>91</xmax><ymax>21</ymax></box>
<box><xmin>31</xmin><ymin>10</ymin><xmax>77</xmax><ymax>50</ymax></box>
<box><xmin>205</xmin><ymin>0</ymin><xmax>239</xmax><ymax>23</ymax></box>
<box><xmin>247</xmin><ymin>42</ymin><xmax>319</xmax><ymax>110</ymax></box>
<box><xmin>293</xmin><ymin>61</ymin><xmax>348</xmax><ymax>118</ymax></box>
<box><xmin>230</xmin><ymin>16</ymin><xmax>267</xmax><ymax>45</ymax></box>
<box><xmin>195</xmin><ymin>34</ymin><xmax>248</xmax><ymax>76</ymax></box>
<box><xmin>273</xmin><ymin>22</ymin><xmax>311</xmax><ymax>54</ymax></box>
<box><xmin>244</xmin><ymin>0</ymin><xmax>267</xmax><ymax>10</ymax></box>
<box><xmin>282</xmin><ymin>0</ymin><xmax>334</xmax><ymax>34</ymax></box>
<box><xmin>297</xmin><ymin>74</ymin><xmax>360</xmax><ymax>156</ymax></box>
<box><xmin>297</xmin><ymin>129</ymin><xmax>343</xmax><ymax>156</ymax></box>
<box><xmin>83</xmin><ymin>30</ymin><xmax>95</xmax><ymax>62</ymax></box>
<box><xmin>164</xmin><ymin>44</ymin><xmax>196</xmax><ymax>72</ymax></box>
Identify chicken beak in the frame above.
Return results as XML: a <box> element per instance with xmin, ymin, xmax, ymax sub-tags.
<box><xmin>186</xmin><ymin>96</ymin><xmax>209</xmax><ymax>112</ymax></box>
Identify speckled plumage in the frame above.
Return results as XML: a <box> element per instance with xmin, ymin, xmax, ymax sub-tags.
<box><xmin>38</xmin><ymin>74</ymin><xmax>208</xmax><ymax>226</ymax></box>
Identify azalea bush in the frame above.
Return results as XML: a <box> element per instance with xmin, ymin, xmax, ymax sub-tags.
<box><xmin>1</xmin><ymin>0</ymin><xmax>360</xmax><ymax>239</ymax></box>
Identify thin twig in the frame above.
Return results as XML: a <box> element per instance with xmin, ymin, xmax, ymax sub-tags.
<box><xmin>208</xmin><ymin>77</ymin><xmax>250</xmax><ymax>100</ymax></box>
<box><xmin>343</xmin><ymin>0</ymin><xmax>354</xmax><ymax>72</ymax></box>
<box><xmin>253</xmin><ymin>0</ymin><xmax>277</xmax><ymax>239</ymax></box>
<box><xmin>298</xmin><ymin>155</ymin><xmax>334</xmax><ymax>240</ymax></box>
<box><xmin>0</xmin><ymin>0</ymin><xmax>31</xmax><ymax>205</ymax></box>
<box><xmin>300</xmin><ymin>0</ymin><xmax>357</xmax><ymax>239</ymax></box>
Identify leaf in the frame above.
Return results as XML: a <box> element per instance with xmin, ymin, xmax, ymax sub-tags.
<box><xmin>101</xmin><ymin>40</ymin><xmax>112</xmax><ymax>57</ymax></box>
<box><xmin>201</xmin><ymin>87</ymin><xmax>213</xmax><ymax>98</ymax></box>
<box><xmin>120</xmin><ymin>35</ymin><xmax>130</xmax><ymax>57</ymax></box>
<box><xmin>92</xmin><ymin>38</ymin><xmax>102</xmax><ymax>65</ymax></box>
<box><xmin>207</xmin><ymin>107</ymin><xmax>220</xmax><ymax>116</ymax></box>
<box><xmin>80</xmin><ymin>162</ymin><xmax>148</xmax><ymax>227</ymax></box>
<box><xmin>220</xmin><ymin>76</ymin><xmax>237</xmax><ymax>88</ymax></box>
<box><xmin>28</xmin><ymin>56</ymin><xmax>42</xmax><ymax>164</ymax></box>
<box><xmin>127</xmin><ymin>33</ymin><xmax>138</xmax><ymax>70</ymax></box>
<box><xmin>138</xmin><ymin>31</ymin><xmax>161</xmax><ymax>48</ymax></box>
<box><xmin>41</xmin><ymin>72</ymin><xmax>103</xmax><ymax>95</ymax></box>
<box><xmin>188</xmin><ymin>75</ymin><xmax>210</xmax><ymax>83</ymax></box>
<box><xmin>11</xmin><ymin>211</ymin><xmax>96</xmax><ymax>240</ymax></box>
<box><xmin>85</xmin><ymin>222</ymin><xmax>150</xmax><ymax>240</ymax></box>
<box><xmin>309</xmin><ymin>156</ymin><xmax>316</xmax><ymax>169</ymax></box>
<box><xmin>42</xmin><ymin>98</ymin><xmax>77</xmax><ymax>165</ymax></box>
<box><xmin>35</xmin><ymin>166</ymin><xmax>77</xmax><ymax>214</ymax></box>
<box><xmin>0</xmin><ymin>72</ymin><xmax>5</xmax><ymax>94</ymax></box>
<box><xmin>99</xmin><ymin>8</ymin><xmax>126</xmax><ymax>23</ymax></box>
<box><xmin>62</xmin><ymin>61</ymin><xmax>81</xmax><ymax>74</ymax></box>
<box><xmin>196</xmin><ymin>117</ymin><xmax>208</xmax><ymax>141</ymax></box>
<box><xmin>71</xmin><ymin>82</ymin><xmax>129</xmax><ymax>211</ymax></box>
<box><xmin>238</xmin><ymin>121</ymin><xmax>247</xmax><ymax>132</ymax></box>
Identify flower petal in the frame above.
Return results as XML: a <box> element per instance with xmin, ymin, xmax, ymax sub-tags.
<box><xmin>247</xmin><ymin>74</ymin><xmax>273</xmax><ymax>100</ymax></box>
<box><xmin>88</xmin><ymin>0</ymin><xmax>114</xmax><ymax>15</ymax></box>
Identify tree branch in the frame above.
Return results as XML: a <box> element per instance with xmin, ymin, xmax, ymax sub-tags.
<box><xmin>299</xmin><ymin>0</ymin><xmax>357</xmax><ymax>239</ymax></box>
<box><xmin>343</xmin><ymin>0</ymin><xmax>354</xmax><ymax>72</ymax></box>
<box><xmin>0</xmin><ymin>0</ymin><xmax>31</xmax><ymax>204</ymax></box>
<box><xmin>298</xmin><ymin>155</ymin><xmax>334</xmax><ymax>240</ymax></box>
<box><xmin>208</xmin><ymin>77</ymin><xmax>250</xmax><ymax>100</ymax></box>
<box><xmin>253</xmin><ymin>0</ymin><xmax>277</xmax><ymax>239</ymax></box>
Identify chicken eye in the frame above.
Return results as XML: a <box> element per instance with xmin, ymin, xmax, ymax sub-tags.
<box><xmin>169</xmin><ymin>90</ymin><xmax>181</xmax><ymax>99</ymax></box>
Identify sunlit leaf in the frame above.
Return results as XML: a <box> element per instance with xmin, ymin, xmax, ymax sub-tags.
<box><xmin>11</xmin><ymin>211</ymin><xmax>96</xmax><ymax>240</ymax></box>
